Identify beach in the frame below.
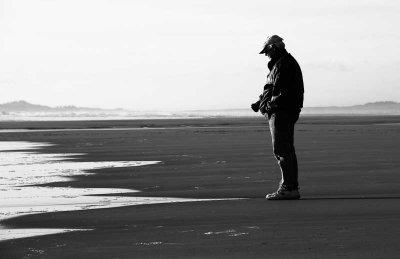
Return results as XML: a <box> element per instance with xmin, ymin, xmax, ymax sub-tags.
<box><xmin>1</xmin><ymin>116</ymin><xmax>400</xmax><ymax>258</ymax></box>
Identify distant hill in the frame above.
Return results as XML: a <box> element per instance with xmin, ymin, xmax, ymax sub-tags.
<box><xmin>0</xmin><ymin>101</ymin><xmax>115</xmax><ymax>112</ymax></box>
<box><xmin>0</xmin><ymin>100</ymin><xmax>51</xmax><ymax>112</ymax></box>
<box><xmin>302</xmin><ymin>101</ymin><xmax>400</xmax><ymax>115</ymax></box>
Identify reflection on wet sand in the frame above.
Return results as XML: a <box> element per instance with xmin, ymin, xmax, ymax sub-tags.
<box><xmin>0</xmin><ymin>141</ymin><xmax>212</xmax><ymax>241</ymax></box>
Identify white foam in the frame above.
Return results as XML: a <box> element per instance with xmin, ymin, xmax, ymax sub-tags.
<box><xmin>0</xmin><ymin>141</ymin><xmax>53</xmax><ymax>151</ymax></box>
<box><xmin>0</xmin><ymin>151</ymin><xmax>157</xmax><ymax>186</ymax></box>
<box><xmin>0</xmin><ymin>227</ymin><xmax>91</xmax><ymax>241</ymax></box>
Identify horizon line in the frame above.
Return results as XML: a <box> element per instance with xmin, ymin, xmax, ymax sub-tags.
<box><xmin>1</xmin><ymin>100</ymin><xmax>400</xmax><ymax>112</ymax></box>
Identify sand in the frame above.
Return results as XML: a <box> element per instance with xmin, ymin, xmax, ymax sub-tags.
<box><xmin>1</xmin><ymin>116</ymin><xmax>400</xmax><ymax>258</ymax></box>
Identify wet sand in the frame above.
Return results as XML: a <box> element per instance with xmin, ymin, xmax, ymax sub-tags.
<box><xmin>1</xmin><ymin>116</ymin><xmax>400</xmax><ymax>258</ymax></box>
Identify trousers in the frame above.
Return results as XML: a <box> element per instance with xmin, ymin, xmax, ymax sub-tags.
<box><xmin>267</xmin><ymin>111</ymin><xmax>300</xmax><ymax>190</ymax></box>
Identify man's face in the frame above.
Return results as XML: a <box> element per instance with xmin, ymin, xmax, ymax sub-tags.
<box><xmin>264</xmin><ymin>45</ymin><xmax>272</xmax><ymax>58</ymax></box>
<box><xmin>264</xmin><ymin>44</ymin><xmax>276</xmax><ymax>59</ymax></box>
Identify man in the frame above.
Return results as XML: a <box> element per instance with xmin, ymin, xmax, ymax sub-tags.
<box><xmin>251</xmin><ymin>35</ymin><xmax>304</xmax><ymax>200</ymax></box>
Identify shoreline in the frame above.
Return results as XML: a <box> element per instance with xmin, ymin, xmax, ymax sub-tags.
<box><xmin>1</xmin><ymin>115</ymin><xmax>400</xmax><ymax>131</ymax></box>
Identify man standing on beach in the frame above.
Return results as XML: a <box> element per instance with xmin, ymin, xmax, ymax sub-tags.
<box><xmin>251</xmin><ymin>35</ymin><xmax>304</xmax><ymax>200</ymax></box>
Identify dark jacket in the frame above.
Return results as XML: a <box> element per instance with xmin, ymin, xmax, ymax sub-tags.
<box><xmin>259</xmin><ymin>49</ymin><xmax>304</xmax><ymax>115</ymax></box>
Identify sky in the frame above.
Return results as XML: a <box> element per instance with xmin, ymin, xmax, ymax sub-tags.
<box><xmin>1</xmin><ymin>0</ymin><xmax>399</xmax><ymax>111</ymax></box>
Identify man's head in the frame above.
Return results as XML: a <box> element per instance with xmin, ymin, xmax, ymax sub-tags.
<box><xmin>259</xmin><ymin>35</ymin><xmax>285</xmax><ymax>59</ymax></box>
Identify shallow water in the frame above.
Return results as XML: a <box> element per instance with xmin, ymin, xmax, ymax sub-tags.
<box><xmin>0</xmin><ymin>141</ymin><xmax>215</xmax><ymax>241</ymax></box>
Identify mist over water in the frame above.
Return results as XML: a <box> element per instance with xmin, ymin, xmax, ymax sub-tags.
<box><xmin>0</xmin><ymin>110</ymin><xmax>257</xmax><ymax>121</ymax></box>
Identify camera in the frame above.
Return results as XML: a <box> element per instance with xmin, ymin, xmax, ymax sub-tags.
<box><xmin>251</xmin><ymin>100</ymin><xmax>261</xmax><ymax>112</ymax></box>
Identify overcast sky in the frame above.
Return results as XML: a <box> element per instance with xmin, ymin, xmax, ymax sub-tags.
<box><xmin>1</xmin><ymin>0</ymin><xmax>399</xmax><ymax>110</ymax></box>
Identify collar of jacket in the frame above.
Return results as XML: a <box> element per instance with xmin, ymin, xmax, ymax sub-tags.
<box><xmin>267</xmin><ymin>49</ymin><xmax>288</xmax><ymax>71</ymax></box>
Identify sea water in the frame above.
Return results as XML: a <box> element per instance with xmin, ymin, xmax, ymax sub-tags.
<box><xmin>0</xmin><ymin>141</ymin><xmax>213</xmax><ymax>241</ymax></box>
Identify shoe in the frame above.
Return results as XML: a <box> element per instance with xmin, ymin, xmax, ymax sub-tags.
<box><xmin>265</xmin><ymin>187</ymin><xmax>300</xmax><ymax>200</ymax></box>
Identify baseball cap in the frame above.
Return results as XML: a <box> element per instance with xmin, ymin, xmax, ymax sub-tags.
<box><xmin>259</xmin><ymin>35</ymin><xmax>284</xmax><ymax>54</ymax></box>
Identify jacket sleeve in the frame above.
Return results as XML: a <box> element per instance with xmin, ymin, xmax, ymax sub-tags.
<box><xmin>259</xmin><ymin>84</ymin><xmax>273</xmax><ymax>113</ymax></box>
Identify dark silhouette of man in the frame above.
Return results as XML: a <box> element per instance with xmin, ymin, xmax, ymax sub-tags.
<box><xmin>252</xmin><ymin>35</ymin><xmax>304</xmax><ymax>200</ymax></box>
